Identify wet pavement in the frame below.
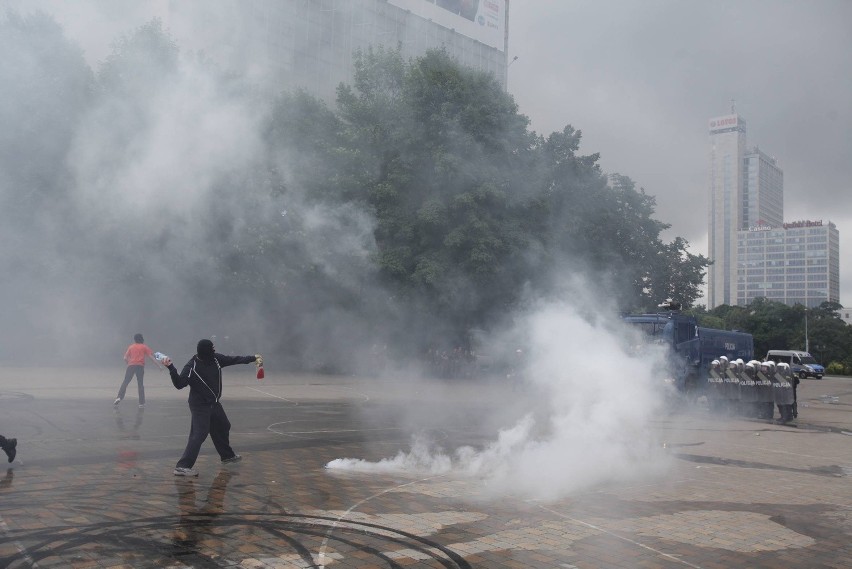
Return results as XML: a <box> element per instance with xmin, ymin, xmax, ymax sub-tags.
<box><xmin>1</xmin><ymin>366</ymin><xmax>850</xmax><ymax>568</ymax></box>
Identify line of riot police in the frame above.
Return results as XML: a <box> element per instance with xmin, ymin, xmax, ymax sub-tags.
<box><xmin>707</xmin><ymin>356</ymin><xmax>797</xmax><ymax>424</ymax></box>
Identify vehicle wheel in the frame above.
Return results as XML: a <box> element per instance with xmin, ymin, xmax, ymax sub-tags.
<box><xmin>799</xmin><ymin>371</ymin><xmax>807</xmax><ymax>380</ymax></box>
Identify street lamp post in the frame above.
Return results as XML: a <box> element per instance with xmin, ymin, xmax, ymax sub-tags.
<box><xmin>804</xmin><ymin>308</ymin><xmax>809</xmax><ymax>353</ymax></box>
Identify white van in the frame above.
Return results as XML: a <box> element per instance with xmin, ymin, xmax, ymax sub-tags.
<box><xmin>765</xmin><ymin>350</ymin><xmax>825</xmax><ymax>379</ymax></box>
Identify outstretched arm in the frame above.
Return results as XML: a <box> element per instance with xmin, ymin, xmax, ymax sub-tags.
<box><xmin>215</xmin><ymin>354</ymin><xmax>259</xmax><ymax>368</ymax></box>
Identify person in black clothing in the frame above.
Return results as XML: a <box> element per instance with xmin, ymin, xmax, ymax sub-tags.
<box><xmin>0</xmin><ymin>435</ymin><xmax>17</xmax><ymax>463</ymax></box>
<box><xmin>164</xmin><ymin>339</ymin><xmax>260</xmax><ymax>477</ymax></box>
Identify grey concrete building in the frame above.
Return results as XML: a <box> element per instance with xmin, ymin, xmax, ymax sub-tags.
<box><xmin>737</xmin><ymin>221</ymin><xmax>839</xmax><ymax>308</ymax></box>
<box><xmin>162</xmin><ymin>0</ymin><xmax>511</xmax><ymax>101</ymax></box>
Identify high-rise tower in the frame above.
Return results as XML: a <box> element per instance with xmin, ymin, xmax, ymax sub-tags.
<box><xmin>707</xmin><ymin>113</ymin><xmax>747</xmax><ymax>309</ymax></box>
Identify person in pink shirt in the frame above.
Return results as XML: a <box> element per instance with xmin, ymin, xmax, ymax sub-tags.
<box><xmin>115</xmin><ymin>333</ymin><xmax>161</xmax><ymax>407</ymax></box>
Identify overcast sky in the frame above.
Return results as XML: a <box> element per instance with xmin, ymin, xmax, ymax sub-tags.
<box><xmin>508</xmin><ymin>0</ymin><xmax>852</xmax><ymax>306</ymax></box>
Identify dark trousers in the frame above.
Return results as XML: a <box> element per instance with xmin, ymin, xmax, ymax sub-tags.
<box><xmin>777</xmin><ymin>404</ymin><xmax>794</xmax><ymax>423</ymax></box>
<box><xmin>117</xmin><ymin>365</ymin><xmax>145</xmax><ymax>404</ymax></box>
<box><xmin>176</xmin><ymin>402</ymin><xmax>236</xmax><ymax>468</ymax></box>
<box><xmin>793</xmin><ymin>382</ymin><xmax>799</xmax><ymax>417</ymax></box>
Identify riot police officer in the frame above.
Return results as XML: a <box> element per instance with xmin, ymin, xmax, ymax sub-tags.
<box><xmin>733</xmin><ymin>359</ymin><xmax>747</xmax><ymax>415</ymax></box>
<box><xmin>707</xmin><ymin>359</ymin><xmax>724</xmax><ymax>412</ymax></box>
<box><xmin>740</xmin><ymin>361</ymin><xmax>758</xmax><ymax>418</ymax></box>
<box><xmin>756</xmin><ymin>361</ymin><xmax>775</xmax><ymax>421</ymax></box>
<box><xmin>774</xmin><ymin>363</ymin><xmax>796</xmax><ymax>424</ymax></box>
<box><xmin>721</xmin><ymin>356</ymin><xmax>740</xmax><ymax>415</ymax></box>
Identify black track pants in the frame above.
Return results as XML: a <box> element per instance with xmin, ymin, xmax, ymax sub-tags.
<box><xmin>176</xmin><ymin>402</ymin><xmax>236</xmax><ymax>468</ymax></box>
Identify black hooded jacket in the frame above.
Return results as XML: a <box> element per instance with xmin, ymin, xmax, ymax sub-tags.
<box><xmin>167</xmin><ymin>353</ymin><xmax>257</xmax><ymax>406</ymax></box>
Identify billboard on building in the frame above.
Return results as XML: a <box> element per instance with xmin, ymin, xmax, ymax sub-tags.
<box><xmin>709</xmin><ymin>114</ymin><xmax>746</xmax><ymax>134</ymax></box>
<box><xmin>388</xmin><ymin>0</ymin><xmax>506</xmax><ymax>52</ymax></box>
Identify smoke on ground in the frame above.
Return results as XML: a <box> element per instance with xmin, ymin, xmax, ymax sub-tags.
<box><xmin>328</xmin><ymin>287</ymin><xmax>672</xmax><ymax>501</ymax></box>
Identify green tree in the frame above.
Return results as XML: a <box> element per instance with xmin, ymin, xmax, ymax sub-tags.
<box><xmin>264</xmin><ymin>47</ymin><xmax>714</xmax><ymax>353</ymax></box>
<box><xmin>531</xmin><ymin>165</ymin><xmax>708</xmax><ymax>312</ymax></box>
<box><xmin>335</xmin><ymin>47</ymin><xmax>536</xmax><ymax>333</ymax></box>
<box><xmin>801</xmin><ymin>302</ymin><xmax>852</xmax><ymax>367</ymax></box>
<box><xmin>254</xmin><ymin>45</ymin><xmax>718</xmax><ymax>364</ymax></box>
<box><xmin>97</xmin><ymin>18</ymin><xmax>178</xmax><ymax>96</ymax></box>
<box><xmin>604</xmin><ymin>175</ymin><xmax>708</xmax><ymax>310</ymax></box>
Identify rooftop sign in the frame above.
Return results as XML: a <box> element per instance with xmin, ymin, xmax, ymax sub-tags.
<box><xmin>783</xmin><ymin>220</ymin><xmax>823</xmax><ymax>229</ymax></box>
<box><xmin>709</xmin><ymin>114</ymin><xmax>745</xmax><ymax>133</ymax></box>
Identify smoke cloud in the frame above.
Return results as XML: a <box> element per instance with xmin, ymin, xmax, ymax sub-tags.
<box><xmin>329</xmin><ymin>284</ymin><xmax>672</xmax><ymax>501</ymax></box>
<box><xmin>0</xmin><ymin>6</ymin><xmax>387</xmax><ymax>366</ymax></box>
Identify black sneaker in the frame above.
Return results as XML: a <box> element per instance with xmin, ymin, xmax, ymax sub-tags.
<box><xmin>3</xmin><ymin>439</ymin><xmax>16</xmax><ymax>463</ymax></box>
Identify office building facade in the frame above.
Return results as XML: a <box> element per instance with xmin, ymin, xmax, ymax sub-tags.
<box><xmin>742</xmin><ymin>147</ymin><xmax>783</xmax><ymax>231</ymax></box>
<box><xmin>164</xmin><ymin>0</ymin><xmax>510</xmax><ymax>102</ymax></box>
<box><xmin>737</xmin><ymin>221</ymin><xmax>839</xmax><ymax>308</ymax></box>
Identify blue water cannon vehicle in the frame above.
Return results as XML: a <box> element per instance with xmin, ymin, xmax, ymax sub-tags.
<box><xmin>622</xmin><ymin>300</ymin><xmax>754</xmax><ymax>396</ymax></box>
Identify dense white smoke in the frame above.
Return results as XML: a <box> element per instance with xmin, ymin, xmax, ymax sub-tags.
<box><xmin>328</xmin><ymin>293</ymin><xmax>672</xmax><ymax>501</ymax></box>
<box><xmin>0</xmin><ymin>5</ymin><xmax>383</xmax><ymax>365</ymax></box>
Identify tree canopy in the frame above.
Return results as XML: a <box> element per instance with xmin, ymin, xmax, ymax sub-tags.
<box><xmin>690</xmin><ymin>300</ymin><xmax>852</xmax><ymax>373</ymax></box>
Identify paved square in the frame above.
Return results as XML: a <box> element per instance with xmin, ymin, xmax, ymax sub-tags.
<box><xmin>0</xmin><ymin>367</ymin><xmax>850</xmax><ymax>568</ymax></box>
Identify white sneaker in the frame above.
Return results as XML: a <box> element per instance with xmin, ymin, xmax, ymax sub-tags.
<box><xmin>138</xmin><ymin>404</ymin><xmax>145</xmax><ymax>408</ymax></box>
<box><xmin>173</xmin><ymin>467</ymin><xmax>198</xmax><ymax>477</ymax></box>
<box><xmin>113</xmin><ymin>398</ymin><xmax>121</xmax><ymax>406</ymax></box>
<box><xmin>221</xmin><ymin>454</ymin><xmax>242</xmax><ymax>464</ymax></box>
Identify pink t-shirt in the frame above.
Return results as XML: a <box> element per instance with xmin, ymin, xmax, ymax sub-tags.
<box><xmin>125</xmin><ymin>343</ymin><xmax>154</xmax><ymax>366</ymax></box>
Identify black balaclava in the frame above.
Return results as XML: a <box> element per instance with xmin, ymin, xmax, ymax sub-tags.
<box><xmin>134</xmin><ymin>333</ymin><xmax>144</xmax><ymax>343</ymax></box>
<box><xmin>197</xmin><ymin>339</ymin><xmax>215</xmax><ymax>361</ymax></box>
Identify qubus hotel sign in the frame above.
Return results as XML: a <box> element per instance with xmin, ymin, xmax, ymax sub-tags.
<box><xmin>783</xmin><ymin>220</ymin><xmax>823</xmax><ymax>230</ymax></box>
<box><xmin>709</xmin><ymin>114</ymin><xmax>744</xmax><ymax>132</ymax></box>
<box><xmin>387</xmin><ymin>0</ymin><xmax>506</xmax><ymax>52</ymax></box>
